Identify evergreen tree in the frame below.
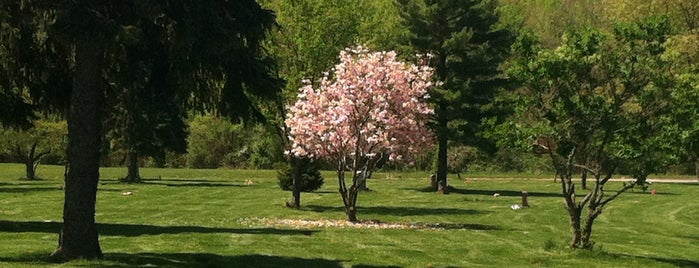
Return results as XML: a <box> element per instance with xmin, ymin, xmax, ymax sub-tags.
<box><xmin>1</xmin><ymin>0</ymin><xmax>282</xmax><ymax>259</ymax></box>
<box><xmin>396</xmin><ymin>0</ymin><xmax>514</xmax><ymax>192</ymax></box>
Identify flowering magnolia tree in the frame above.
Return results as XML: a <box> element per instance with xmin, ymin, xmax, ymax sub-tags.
<box><xmin>285</xmin><ymin>46</ymin><xmax>435</xmax><ymax>222</ymax></box>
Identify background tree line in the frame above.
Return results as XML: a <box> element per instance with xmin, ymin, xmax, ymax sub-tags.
<box><xmin>3</xmin><ymin>0</ymin><xmax>698</xmax><ymax>177</ymax></box>
<box><xmin>1</xmin><ymin>0</ymin><xmax>698</xmax><ymax>259</ymax></box>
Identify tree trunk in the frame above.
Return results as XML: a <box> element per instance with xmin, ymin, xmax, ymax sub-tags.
<box><xmin>568</xmin><ymin>208</ymin><xmax>582</xmax><ymax>248</ymax></box>
<box><xmin>580</xmin><ymin>208</ymin><xmax>600</xmax><ymax>249</ymax></box>
<box><xmin>343</xmin><ymin>186</ymin><xmax>359</xmax><ymax>222</ymax></box>
<box><xmin>51</xmin><ymin>38</ymin><xmax>104</xmax><ymax>260</ymax></box>
<box><xmin>695</xmin><ymin>160</ymin><xmax>699</xmax><ymax>181</ymax></box>
<box><xmin>123</xmin><ymin>150</ymin><xmax>141</xmax><ymax>183</ymax></box>
<box><xmin>581</xmin><ymin>170</ymin><xmax>588</xmax><ymax>190</ymax></box>
<box><xmin>287</xmin><ymin>157</ymin><xmax>301</xmax><ymax>209</ymax></box>
<box><xmin>338</xmin><ymin>169</ymin><xmax>359</xmax><ymax>222</ymax></box>
<box><xmin>25</xmin><ymin>159</ymin><xmax>36</xmax><ymax>180</ymax></box>
<box><xmin>436</xmin><ymin>114</ymin><xmax>449</xmax><ymax>193</ymax></box>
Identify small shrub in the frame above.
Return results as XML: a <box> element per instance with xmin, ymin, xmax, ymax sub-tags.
<box><xmin>277</xmin><ymin>158</ymin><xmax>324</xmax><ymax>192</ymax></box>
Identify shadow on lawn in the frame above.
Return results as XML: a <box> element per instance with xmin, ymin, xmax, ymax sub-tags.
<box><xmin>304</xmin><ymin>205</ymin><xmax>490</xmax><ymax>216</ymax></box>
<box><xmin>408</xmin><ymin>187</ymin><xmax>561</xmax><ymax>197</ymax></box>
<box><xmin>140</xmin><ymin>181</ymin><xmax>244</xmax><ymax>187</ymax></box>
<box><xmin>614</xmin><ymin>253</ymin><xmax>699</xmax><ymax>268</ymax></box>
<box><xmin>0</xmin><ymin>220</ymin><xmax>316</xmax><ymax>237</ymax></box>
<box><xmin>0</xmin><ymin>186</ymin><xmax>62</xmax><ymax>193</ymax></box>
<box><xmin>0</xmin><ymin>252</ymin><xmax>400</xmax><ymax>268</ymax></box>
<box><xmin>100</xmin><ymin>178</ymin><xmax>239</xmax><ymax>185</ymax></box>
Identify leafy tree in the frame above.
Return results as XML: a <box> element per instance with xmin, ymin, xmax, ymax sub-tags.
<box><xmin>286</xmin><ymin>47</ymin><xmax>435</xmax><ymax>222</ymax></box>
<box><xmin>504</xmin><ymin>17</ymin><xmax>681</xmax><ymax>249</ymax></box>
<box><xmin>0</xmin><ymin>120</ymin><xmax>67</xmax><ymax>180</ymax></box>
<box><xmin>186</xmin><ymin>115</ymin><xmax>251</xmax><ymax>169</ymax></box>
<box><xmin>260</xmin><ymin>0</ymin><xmax>367</xmax><ymax>208</ymax></box>
<box><xmin>664</xmin><ymin>33</ymin><xmax>699</xmax><ymax>178</ymax></box>
<box><xmin>396</xmin><ymin>0</ymin><xmax>514</xmax><ymax>192</ymax></box>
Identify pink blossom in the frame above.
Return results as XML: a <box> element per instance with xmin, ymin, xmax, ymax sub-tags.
<box><xmin>285</xmin><ymin>46</ymin><xmax>435</xmax><ymax>168</ymax></box>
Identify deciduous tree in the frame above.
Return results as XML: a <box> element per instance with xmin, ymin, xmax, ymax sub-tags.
<box><xmin>0</xmin><ymin>120</ymin><xmax>67</xmax><ymax>180</ymax></box>
<box><xmin>286</xmin><ymin>46</ymin><xmax>434</xmax><ymax>221</ymax></box>
<box><xmin>504</xmin><ymin>17</ymin><xmax>681</xmax><ymax>249</ymax></box>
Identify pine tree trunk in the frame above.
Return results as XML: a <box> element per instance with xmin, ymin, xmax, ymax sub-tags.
<box><xmin>436</xmin><ymin>114</ymin><xmax>449</xmax><ymax>193</ymax></box>
<box><xmin>124</xmin><ymin>150</ymin><xmax>141</xmax><ymax>183</ymax></box>
<box><xmin>51</xmin><ymin>38</ymin><xmax>104</xmax><ymax>260</ymax></box>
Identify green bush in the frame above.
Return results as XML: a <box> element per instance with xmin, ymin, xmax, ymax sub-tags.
<box><xmin>187</xmin><ymin>115</ymin><xmax>250</xmax><ymax>168</ymax></box>
<box><xmin>277</xmin><ymin>158</ymin><xmax>324</xmax><ymax>192</ymax></box>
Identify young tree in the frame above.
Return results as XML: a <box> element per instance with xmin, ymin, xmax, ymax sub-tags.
<box><xmin>0</xmin><ymin>120</ymin><xmax>67</xmax><ymax>180</ymax></box>
<box><xmin>396</xmin><ymin>0</ymin><xmax>514</xmax><ymax>193</ymax></box>
<box><xmin>505</xmin><ymin>17</ymin><xmax>680</xmax><ymax>249</ymax></box>
<box><xmin>286</xmin><ymin>46</ymin><xmax>435</xmax><ymax>222</ymax></box>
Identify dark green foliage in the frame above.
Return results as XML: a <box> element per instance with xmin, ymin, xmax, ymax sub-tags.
<box><xmin>277</xmin><ymin>159</ymin><xmax>324</xmax><ymax>192</ymax></box>
<box><xmin>396</xmin><ymin>0</ymin><xmax>514</xmax><ymax>189</ymax></box>
<box><xmin>248</xmin><ymin>125</ymin><xmax>285</xmax><ymax>169</ymax></box>
<box><xmin>2</xmin><ymin>0</ymin><xmax>283</xmax><ymax>259</ymax></box>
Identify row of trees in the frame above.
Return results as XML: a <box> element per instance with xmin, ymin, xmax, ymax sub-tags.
<box><xmin>274</xmin><ymin>0</ymin><xmax>699</xmax><ymax>250</ymax></box>
<box><xmin>1</xmin><ymin>0</ymin><xmax>697</xmax><ymax>259</ymax></box>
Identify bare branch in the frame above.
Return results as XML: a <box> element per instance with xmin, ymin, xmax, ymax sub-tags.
<box><xmin>600</xmin><ymin>182</ymin><xmax>636</xmax><ymax>208</ymax></box>
<box><xmin>573</xmin><ymin>164</ymin><xmax>600</xmax><ymax>178</ymax></box>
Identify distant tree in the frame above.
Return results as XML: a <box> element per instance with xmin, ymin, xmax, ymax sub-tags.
<box><xmin>277</xmin><ymin>158</ymin><xmax>324</xmax><ymax>193</ymax></box>
<box><xmin>0</xmin><ymin>120</ymin><xmax>67</xmax><ymax>180</ymax></box>
<box><xmin>286</xmin><ymin>47</ymin><xmax>435</xmax><ymax>222</ymax></box>
<box><xmin>664</xmin><ymin>33</ymin><xmax>699</xmax><ymax>179</ymax></box>
<box><xmin>186</xmin><ymin>115</ymin><xmax>251</xmax><ymax>169</ymax></box>
<box><xmin>504</xmin><ymin>17</ymin><xmax>681</xmax><ymax>249</ymax></box>
<box><xmin>102</xmin><ymin>17</ymin><xmax>188</xmax><ymax>182</ymax></box>
<box><xmin>396</xmin><ymin>0</ymin><xmax>514</xmax><ymax>192</ymax></box>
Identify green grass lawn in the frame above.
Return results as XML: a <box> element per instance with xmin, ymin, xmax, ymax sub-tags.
<box><xmin>1</xmin><ymin>163</ymin><xmax>698</xmax><ymax>267</ymax></box>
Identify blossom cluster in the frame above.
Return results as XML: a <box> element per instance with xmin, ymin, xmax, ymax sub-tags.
<box><xmin>285</xmin><ymin>46</ymin><xmax>435</xmax><ymax>163</ymax></box>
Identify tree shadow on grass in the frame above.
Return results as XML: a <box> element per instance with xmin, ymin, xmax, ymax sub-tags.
<box><xmin>304</xmin><ymin>205</ymin><xmax>490</xmax><ymax>217</ymax></box>
<box><xmin>0</xmin><ymin>220</ymin><xmax>316</xmax><ymax>237</ymax></box>
<box><xmin>100</xmin><ymin>178</ymin><xmax>238</xmax><ymax>185</ymax></box>
<box><xmin>106</xmin><ymin>253</ymin><xmax>346</xmax><ymax>268</ymax></box>
<box><xmin>139</xmin><ymin>181</ymin><xmax>244</xmax><ymax>187</ymax></box>
<box><xmin>0</xmin><ymin>186</ymin><xmax>62</xmax><ymax>193</ymax></box>
<box><xmin>0</xmin><ymin>252</ymin><xmax>348</xmax><ymax>268</ymax></box>
<box><xmin>613</xmin><ymin>253</ymin><xmax>699</xmax><ymax>268</ymax></box>
<box><xmin>0</xmin><ymin>252</ymin><xmax>402</xmax><ymax>268</ymax></box>
<box><xmin>407</xmin><ymin>187</ymin><xmax>561</xmax><ymax>197</ymax></box>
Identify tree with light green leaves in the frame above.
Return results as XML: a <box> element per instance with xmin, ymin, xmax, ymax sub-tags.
<box><xmin>0</xmin><ymin>120</ymin><xmax>67</xmax><ymax>180</ymax></box>
<box><xmin>503</xmin><ymin>17</ymin><xmax>684</xmax><ymax>249</ymax></box>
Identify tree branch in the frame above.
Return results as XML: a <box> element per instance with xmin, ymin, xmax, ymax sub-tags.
<box><xmin>600</xmin><ymin>182</ymin><xmax>636</xmax><ymax>208</ymax></box>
